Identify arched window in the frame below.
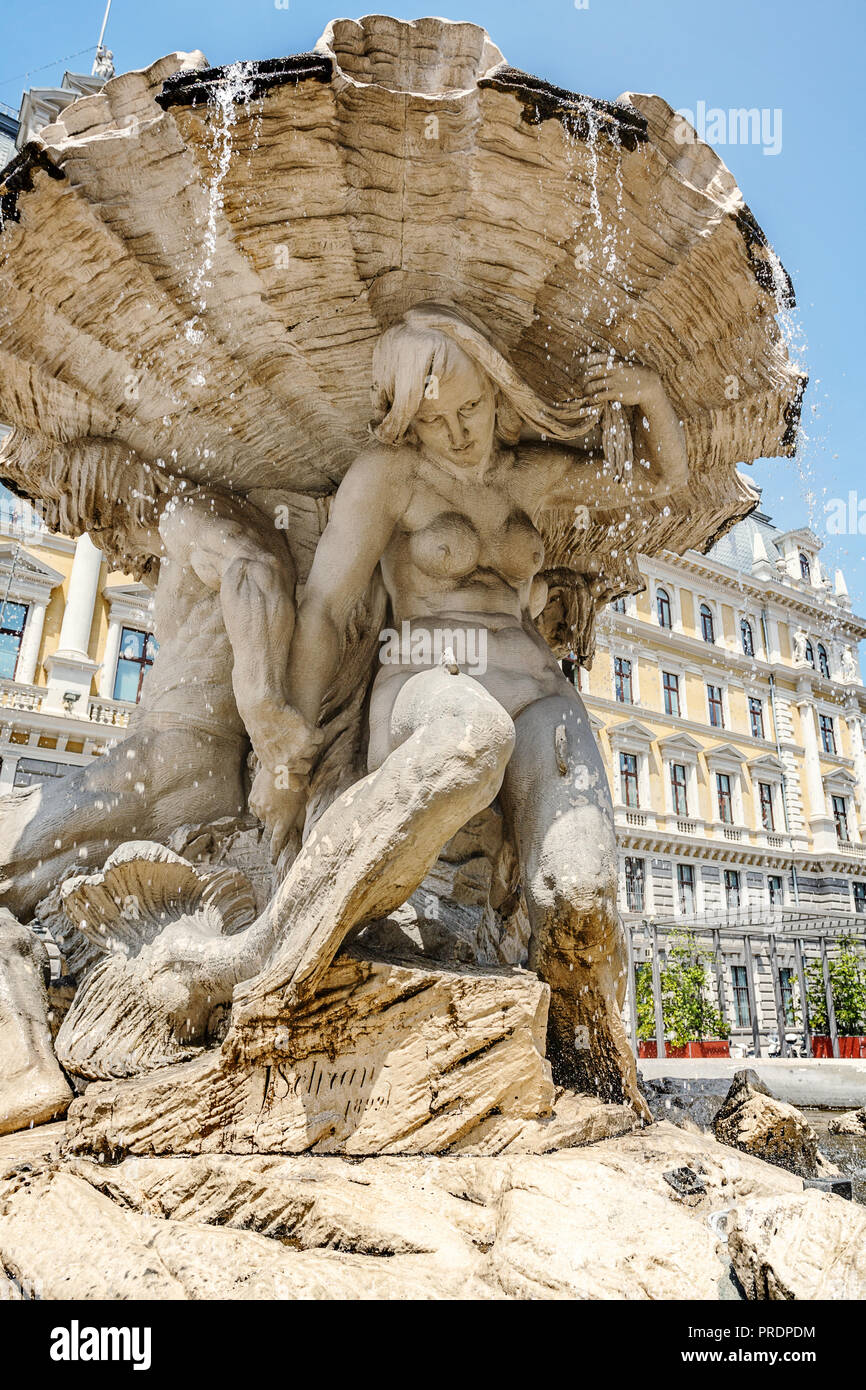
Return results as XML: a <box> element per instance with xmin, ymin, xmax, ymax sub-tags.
<box><xmin>611</xmin><ymin>596</ymin><xmax>626</xmax><ymax>614</ymax></box>
<box><xmin>657</xmin><ymin>587</ymin><xmax>672</xmax><ymax>629</ymax></box>
<box><xmin>817</xmin><ymin>644</ymin><xmax>830</xmax><ymax>678</ymax></box>
<box><xmin>799</xmin><ymin>552</ymin><xmax>811</xmax><ymax>582</ymax></box>
<box><xmin>741</xmin><ymin>619</ymin><xmax>754</xmax><ymax>656</ymax></box>
<box><xmin>700</xmin><ymin>603</ymin><xmax>715</xmax><ymax>644</ymax></box>
<box><xmin>805</xmin><ymin>640</ymin><xmax>815</xmax><ymax>669</ymax></box>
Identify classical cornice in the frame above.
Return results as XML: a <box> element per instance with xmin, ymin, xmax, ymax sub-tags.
<box><xmin>0</xmin><ymin>542</ymin><xmax>64</xmax><ymax>602</ymax></box>
<box><xmin>648</xmin><ymin>547</ymin><xmax>866</xmax><ymax>638</ymax></box>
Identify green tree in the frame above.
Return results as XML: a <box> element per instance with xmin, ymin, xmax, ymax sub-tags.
<box><xmin>805</xmin><ymin>937</ymin><xmax>866</xmax><ymax>1036</ymax></box>
<box><xmin>636</xmin><ymin>931</ymin><xmax>729</xmax><ymax>1047</ymax></box>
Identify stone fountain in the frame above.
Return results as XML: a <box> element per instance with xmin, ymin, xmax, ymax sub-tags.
<box><xmin>0</xmin><ymin>16</ymin><xmax>842</xmax><ymax>1302</ymax></box>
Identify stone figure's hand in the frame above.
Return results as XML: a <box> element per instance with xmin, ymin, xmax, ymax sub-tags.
<box><xmin>245</xmin><ymin>703</ymin><xmax>324</xmax><ymax>858</ymax></box>
<box><xmin>249</xmin><ymin>765</ymin><xmax>308</xmax><ymax>864</ymax></box>
<box><xmin>247</xmin><ymin>701</ymin><xmax>323</xmax><ymax>780</ymax></box>
<box><xmin>580</xmin><ymin>352</ymin><xmax>664</xmax><ymax>411</ymax></box>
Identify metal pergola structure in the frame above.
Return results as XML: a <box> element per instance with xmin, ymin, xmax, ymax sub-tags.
<box><xmin>624</xmin><ymin>911</ymin><xmax>866</xmax><ymax>1061</ymax></box>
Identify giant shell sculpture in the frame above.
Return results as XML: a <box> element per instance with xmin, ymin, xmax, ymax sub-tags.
<box><xmin>0</xmin><ymin>13</ymin><xmax>804</xmax><ymax>653</ymax></box>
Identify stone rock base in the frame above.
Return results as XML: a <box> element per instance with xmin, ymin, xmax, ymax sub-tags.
<box><xmin>63</xmin><ymin>949</ymin><xmax>637</xmax><ymax>1158</ymax></box>
<box><xmin>713</xmin><ymin>1069</ymin><xmax>838</xmax><ymax>1179</ymax></box>
<box><xmin>3</xmin><ymin>1121</ymin><xmax>852</xmax><ymax>1301</ymax></box>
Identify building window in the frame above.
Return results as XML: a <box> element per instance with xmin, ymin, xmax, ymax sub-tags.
<box><xmin>724</xmin><ymin>868</ymin><xmax>741</xmax><ymax>909</ymax></box>
<box><xmin>748</xmin><ymin>697</ymin><xmax>765</xmax><ymax>740</ymax></box>
<box><xmin>12</xmin><ymin>757</ymin><xmax>67</xmax><ymax>788</ymax></box>
<box><xmin>768</xmin><ymin>874</ymin><xmax>784</xmax><ymax>907</ymax></box>
<box><xmin>614</xmin><ymin>656</ymin><xmax>633</xmax><ymax>704</ymax></box>
<box><xmin>656</xmin><ymin>587</ymin><xmax>672</xmax><ymax>629</ymax></box>
<box><xmin>759</xmin><ymin>781</ymin><xmax>775</xmax><ymax>832</ymax></box>
<box><xmin>805</xmin><ymin>640</ymin><xmax>815</xmax><ymax>669</ymax></box>
<box><xmin>620</xmin><ymin>752</ymin><xmax>640</xmax><ymax>808</ymax></box>
<box><xmin>819</xmin><ymin>714</ymin><xmax>836</xmax><ymax>755</ymax></box>
<box><xmin>113</xmin><ymin>628</ymin><xmax>158</xmax><ymax>704</ymax></box>
<box><xmin>779</xmin><ymin>967</ymin><xmax>796</xmax><ymax>1025</ymax></box>
<box><xmin>731</xmin><ymin>964</ymin><xmax>752</xmax><ymax>1027</ymax></box>
<box><xmin>677</xmin><ymin>863</ymin><xmax>696</xmax><ymax>915</ymax></box>
<box><xmin>624</xmin><ymin>857</ymin><xmax>645</xmax><ymax>912</ymax></box>
<box><xmin>799</xmin><ymin>552</ymin><xmax>811</xmax><ymax>582</ymax></box>
<box><xmin>670</xmin><ymin>762</ymin><xmax>689</xmax><ymax>817</ymax></box>
<box><xmin>0</xmin><ymin>600</ymin><xmax>28</xmax><ymax>681</ymax></box>
<box><xmin>717</xmin><ymin>772</ymin><xmax>733</xmax><ymax>824</ymax></box>
<box><xmin>700</xmin><ymin>603</ymin><xmax>715</xmax><ymax>644</ymax></box>
<box><xmin>707</xmin><ymin>684</ymin><xmax>724</xmax><ymax>728</ymax></box>
<box><xmin>741</xmin><ymin>619</ymin><xmax>754</xmax><ymax>656</ymax></box>
<box><xmin>662</xmin><ymin>671</ymin><xmax>680</xmax><ymax>717</ymax></box>
<box><xmin>611</xmin><ymin>596</ymin><xmax>626</xmax><ymax>614</ymax></box>
<box><xmin>854</xmin><ymin>882</ymin><xmax>866</xmax><ymax>914</ymax></box>
<box><xmin>817</xmin><ymin>644</ymin><xmax>830</xmax><ymax>679</ymax></box>
<box><xmin>832</xmin><ymin>794</ymin><xmax>850</xmax><ymax>843</ymax></box>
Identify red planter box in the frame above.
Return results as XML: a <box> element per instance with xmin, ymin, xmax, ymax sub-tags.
<box><xmin>639</xmin><ymin>1040</ymin><xmax>730</xmax><ymax>1059</ymax></box>
<box><xmin>810</xmin><ymin>1035</ymin><xmax>866</xmax><ymax>1059</ymax></box>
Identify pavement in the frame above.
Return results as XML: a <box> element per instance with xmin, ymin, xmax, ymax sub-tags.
<box><xmin>638</xmin><ymin>1058</ymin><xmax>866</xmax><ymax>1109</ymax></box>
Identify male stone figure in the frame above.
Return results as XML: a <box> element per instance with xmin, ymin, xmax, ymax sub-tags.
<box><xmin>0</xmin><ymin>433</ymin><xmax>307</xmax><ymax>919</ymax></box>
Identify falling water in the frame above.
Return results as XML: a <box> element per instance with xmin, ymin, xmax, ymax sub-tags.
<box><xmin>187</xmin><ymin>60</ymin><xmax>258</xmax><ymax>333</ymax></box>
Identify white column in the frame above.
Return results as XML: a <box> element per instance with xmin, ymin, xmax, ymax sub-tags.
<box><xmin>44</xmin><ymin>533</ymin><xmax>103</xmax><ymax>711</ymax></box>
<box><xmin>14</xmin><ymin>598</ymin><xmax>47</xmax><ymax>685</ymax></box>
<box><xmin>58</xmin><ymin>534</ymin><xmax>102</xmax><ymax>658</ymax></box>
<box><xmin>98</xmin><ymin>616</ymin><xmax>123</xmax><ymax>699</ymax></box>
<box><xmin>796</xmin><ymin>694</ymin><xmax>835</xmax><ymax>851</ymax></box>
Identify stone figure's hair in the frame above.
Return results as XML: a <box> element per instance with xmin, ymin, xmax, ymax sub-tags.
<box><xmin>370</xmin><ymin>303</ymin><xmax>598</xmax><ymax>447</ymax></box>
<box><xmin>0</xmin><ymin>429</ymin><xmax>170</xmax><ymax>578</ymax></box>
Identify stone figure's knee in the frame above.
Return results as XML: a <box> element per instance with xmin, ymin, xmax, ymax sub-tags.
<box><xmin>442</xmin><ymin>684</ymin><xmax>515</xmax><ymax>782</ymax></box>
<box><xmin>396</xmin><ymin>669</ymin><xmax>515</xmax><ymax>781</ymax></box>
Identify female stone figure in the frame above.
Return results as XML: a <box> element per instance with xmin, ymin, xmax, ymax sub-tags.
<box><xmin>271</xmin><ymin>305</ymin><xmax>689</xmax><ymax>1108</ymax></box>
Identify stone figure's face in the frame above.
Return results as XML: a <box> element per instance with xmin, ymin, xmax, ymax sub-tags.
<box><xmin>412</xmin><ymin>351</ymin><xmax>496</xmax><ymax>470</ymax></box>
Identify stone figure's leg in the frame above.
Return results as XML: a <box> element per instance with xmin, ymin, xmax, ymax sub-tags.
<box><xmin>0</xmin><ymin>910</ymin><xmax>72</xmax><ymax>1135</ymax></box>
<box><xmin>52</xmin><ymin>666</ymin><xmax>516</xmax><ymax>1076</ymax></box>
<box><xmin>0</xmin><ymin>724</ymin><xmax>247</xmax><ymax>920</ymax></box>
<box><xmin>500</xmin><ymin>691</ymin><xmax>648</xmax><ymax>1118</ymax></box>
<box><xmin>227</xmin><ymin>665</ymin><xmax>517</xmax><ymax>1016</ymax></box>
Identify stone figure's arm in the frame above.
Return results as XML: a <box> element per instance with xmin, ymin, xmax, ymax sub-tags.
<box><xmin>287</xmin><ymin>447</ymin><xmax>409</xmax><ymax>733</ymax></box>
<box><xmin>157</xmin><ymin>491</ymin><xmax>297</xmax><ymax>776</ymax></box>
<box><xmin>518</xmin><ymin>359</ymin><xmax>689</xmax><ymax>511</ymax></box>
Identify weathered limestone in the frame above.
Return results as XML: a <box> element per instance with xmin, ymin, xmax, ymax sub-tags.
<box><xmin>63</xmin><ymin>949</ymin><xmax>632</xmax><ymax>1157</ymax></box>
<box><xmin>0</xmin><ymin>1122</ymin><xmax>819</xmax><ymax>1301</ymax></box>
<box><xmin>713</xmin><ymin>1069</ymin><xmax>836</xmax><ymax>1179</ymax></box>
<box><xmin>729</xmin><ymin>1192</ymin><xmax>866</xmax><ymax>1300</ymax></box>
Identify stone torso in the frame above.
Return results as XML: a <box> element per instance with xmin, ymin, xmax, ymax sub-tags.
<box><xmin>380</xmin><ymin>446</ymin><xmax>545</xmax><ymax>622</ymax></box>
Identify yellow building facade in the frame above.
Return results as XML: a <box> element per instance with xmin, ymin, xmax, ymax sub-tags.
<box><xmin>0</xmin><ymin>446</ymin><xmax>154</xmax><ymax>792</ymax></box>
<box><xmin>577</xmin><ymin>503</ymin><xmax>866</xmax><ymax>929</ymax></box>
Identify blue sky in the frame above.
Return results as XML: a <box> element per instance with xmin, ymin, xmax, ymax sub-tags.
<box><xmin>3</xmin><ymin>0</ymin><xmax>864</xmax><ymax>598</ymax></box>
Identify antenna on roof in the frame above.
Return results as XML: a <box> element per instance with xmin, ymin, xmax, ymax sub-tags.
<box><xmin>92</xmin><ymin>0</ymin><xmax>115</xmax><ymax>79</ymax></box>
